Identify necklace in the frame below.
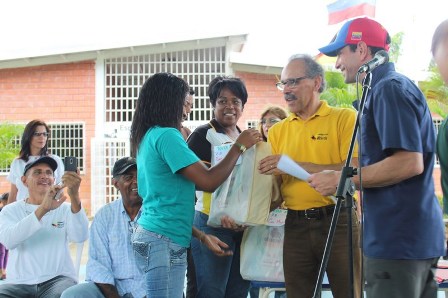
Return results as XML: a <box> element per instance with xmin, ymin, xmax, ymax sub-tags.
<box><xmin>23</xmin><ymin>198</ymin><xmax>48</xmax><ymax>216</ymax></box>
<box><xmin>24</xmin><ymin>198</ymin><xmax>34</xmax><ymax>215</ymax></box>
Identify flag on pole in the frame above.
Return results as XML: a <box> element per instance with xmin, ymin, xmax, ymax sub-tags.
<box><xmin>326</xmin><ymin>0</ymin><xmax>376</xmax><ymax>25</ymax></box>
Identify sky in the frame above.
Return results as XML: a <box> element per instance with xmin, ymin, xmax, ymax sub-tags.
<box><xmin>1</xmin><ymin>0</ymin><xmax>447</xmax><ymax>80</ymax></box>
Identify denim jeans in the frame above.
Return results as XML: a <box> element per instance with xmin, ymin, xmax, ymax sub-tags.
<box><xmin>61</xmin><ymin>282</ymin><xmax>135</xmax><ymax>298</ymax></box>
<box><xmin>132</xmin><ymin>226</ymin><xmax>187</xmax><ymax>298</ymax></box>
<box><xmin>0</xmin><ymin>275</ymin><xmax>77</xmax><ymax>297</ymax></box>
<box><xmin>61</xmin><ymin>282</ymin><xmax>105</xmax><ymax>298</ymax></box>
<box><xmin>191</xmin><ymin>211</ymin><xmax>250</xmax><ymax>298</ymax></box>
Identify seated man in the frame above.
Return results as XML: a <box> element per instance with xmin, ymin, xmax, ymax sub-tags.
<box><xmin>0</xmin><ymin>156</ymin><xmax>89</xmax><ymax>297</ymax></box>
<box><xmin>62</xmin><ymin>157</ymin><xmax>145</xmax><ymax>298</ymax></box>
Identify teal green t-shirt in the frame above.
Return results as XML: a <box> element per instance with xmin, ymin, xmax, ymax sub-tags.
<box><xmin>137</xmin><ymin>126</ymin><xmax>200</xmax><ymax>247</ymax></box>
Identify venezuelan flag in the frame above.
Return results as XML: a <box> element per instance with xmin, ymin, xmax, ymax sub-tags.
<box><xmin>326</xmin><ymin>0</ymin><xmax>376</xmax><ymax>25</ymax></box>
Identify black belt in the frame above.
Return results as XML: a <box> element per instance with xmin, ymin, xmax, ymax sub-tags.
<box><xmin>288</xmin><ymin>205</ymin><xmax>335</xmax><ymax>220</ymax></box>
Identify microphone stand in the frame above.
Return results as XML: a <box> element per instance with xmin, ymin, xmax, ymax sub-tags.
<box><xmin>313</xmin><ymin>72</ymin><xmax>372</xmax><ymax>298</ymax></box>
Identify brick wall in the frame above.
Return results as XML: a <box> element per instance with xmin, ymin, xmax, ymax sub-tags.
<box><xmin>235</xmin><ymin>71</ymin><xmax>285</xmax><ymax>126</ymax></box>
<box><xmin>0</xmin><ymin>61</ymin><xmax>96</xmax><ymax>213</ymax></box>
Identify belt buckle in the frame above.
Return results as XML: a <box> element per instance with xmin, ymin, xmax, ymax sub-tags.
<box><xmin>304</xmin><ymin>208</ymin><xmax>316</xmax><ymax>220</ymax></box>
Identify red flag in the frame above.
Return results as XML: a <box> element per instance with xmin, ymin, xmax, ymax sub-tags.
<box><xmin>327</xmin><ymin>0</ymin><xmax>376</xmax><ymax>25</ymax></box>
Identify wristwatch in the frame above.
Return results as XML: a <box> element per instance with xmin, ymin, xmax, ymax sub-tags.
<box><xmin>234</xmin><ymin>142</ymin><xmax>247</xmax><ymax>153</ymax></box>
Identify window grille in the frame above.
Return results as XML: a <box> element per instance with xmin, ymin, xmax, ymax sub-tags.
<box><xmin>49</xmin><ymin>123</ymin><xmax>85</xmax><ymax>172</ymax></box>
<box><xmin>104</xmin><ymin>47</ymin><xmax>226</xmax><ymax>126</ymax></box>
<box><xmin>247</xmin><ymin>120</ymin><xmax>259</xmax><ymax>130</ymax></box>
<box><xmin>91</xmin><ymin>138</ymin><xmax>129</xmax><ymax>215</ymax></box>
<box><xmin>0</xmin><ymin>122</ymin><xmax>85</xmax><ymax>174</ymax></box>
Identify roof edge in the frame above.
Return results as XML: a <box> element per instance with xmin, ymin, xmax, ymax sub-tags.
<box><xmin>0</xmin><ymin>34</ymin><xmax>247</xmax><ymax>70</ymax></box>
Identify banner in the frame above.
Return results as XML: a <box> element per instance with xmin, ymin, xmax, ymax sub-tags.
<box><xmin>326</xmin><ymin>0</ymin><xmax>376</xmax><ymax>25</ymax></box>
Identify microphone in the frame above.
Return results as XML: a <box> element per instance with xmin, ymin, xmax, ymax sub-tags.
<box><xmin>357</xmin><ymin>50</ymin><xmax>389</xmax><ymax>73</ymax></box>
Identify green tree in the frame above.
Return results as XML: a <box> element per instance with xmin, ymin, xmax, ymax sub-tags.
<box><xmin>389</xmin><ymin>32</ymin><xmax>404</xmax><ymax>63</ymax></box>
<box><xmin>420</xmin><ymin>65</ymin><xmax>448</xmax><ymax>118</ymax></box>
<box><xmin>321</xmin><ymin>71</ymin><xmax>358</xmax><ymax>109</ymax></box>
<box><xmin>0</xmin><ymin>122</ymin><xmax>24</xmax><ymax>169</ymax></box>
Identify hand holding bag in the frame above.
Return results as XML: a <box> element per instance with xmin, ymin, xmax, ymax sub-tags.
<box><xmin>207</xmin><ymin>142</ymin><xmax>280</xmax><ymax>226</ymax></box>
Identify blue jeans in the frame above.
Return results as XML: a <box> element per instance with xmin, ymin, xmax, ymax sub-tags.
<box><xmin>61</xmin><ymin>282</ymin><xmax>134</xmax><ymax>298</ymax></box>
<box><xmin>132</xmin><ymin>226</ymin><xmax>187</xmax><ymax>298</ymax></box>
<box><xmin>61</xmin><ymin>282</ymin><xmax>104</xmax><ymax>298</ymax></box>
<box><xmin>191</xmin><ymin>211</ymin><xmax>250</xmax><ymax>298</ymax></box>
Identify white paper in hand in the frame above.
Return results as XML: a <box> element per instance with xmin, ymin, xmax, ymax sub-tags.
<box><xmin>277</xmin><ymin>155</ymin><xmax>310</xmax><ymax>181</ymax></box>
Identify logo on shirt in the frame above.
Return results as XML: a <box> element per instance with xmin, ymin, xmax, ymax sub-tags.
<box><xmin>311</xmin><ymin>134</ymin><xmax>328</xmax><ymax>141</ymax></box>
<box><xmin>52</xmin><ymin>221</ymin><xmax>65</xmax><ymax>228</ymax></box>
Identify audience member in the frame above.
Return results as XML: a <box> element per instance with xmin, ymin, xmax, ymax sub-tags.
<box><xmin>0</xmin><ymin>193</ymin><xmax>8</xmax><ymax>280</ymax></box>
<box><xmin>310</xmin><ymin>17</ymin><xmax>445</xmax><ymax>298</ymax></box>
<box><xmin>7</xmin><ymin>119</ymin><xmax>64</xmax><ymax>204</ymax></box>
<box><xmin>259</xmin><ymin>105</ymin><xmax>288</xmax><ymax>142</ymax></box>
<box><xmin>61</xmin><ymin>157</ymin><xmax>144</xmax><ymax>298</ymax></box>
<box><xmin>432</xmin><ymin>19</ymin><xmax>448</xmax><ymax>214</ymax></box>
<box><xmin>0</xmin><ymin>156</ymin><xmax>89</xmax><ymax>297</ymax></box>
<box><xmin>129</xmin><ymin>72</ymin><xmax>261</xmax><ymax>297</ymax></box>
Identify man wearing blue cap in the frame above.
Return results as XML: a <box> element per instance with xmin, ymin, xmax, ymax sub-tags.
<box><xmin>0</xmin><ymin>156</ymin><xmax>89</xmax><ymax>297</ymax></box>
<box><xmin>309</xmin><ymin>17</ymin><xmax>445</xmax><ymax>298</ymax></box>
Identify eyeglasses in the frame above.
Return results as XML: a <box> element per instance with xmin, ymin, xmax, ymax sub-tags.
<box><xmin>260</xmin><ymin>118</ymin><xmax>281</xmax><ymax>125</ymax></box>
<box><xmin>276</xmin><ymin>76</ymin><xmax>310</xmax><ymax>91</ymax></box>
<box><xmin>216</xmin><ymin>97</ymin><xmax>243</xmax><ymax>108</ymax></box>
<box><xmin>33</xmin><ymin>132</ymin><xmax>50</xmax><ymax>137</ymax></box>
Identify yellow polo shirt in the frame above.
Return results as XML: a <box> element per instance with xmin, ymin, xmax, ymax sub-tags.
<box><xmin>268</xmin><ymin>101</ymin><xmax>358</xmax><ymax>210</ymax></box>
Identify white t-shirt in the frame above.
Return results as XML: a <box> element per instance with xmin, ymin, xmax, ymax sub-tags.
<box><xmin>0</xmin><ymin>200</ymin><xmax>89</xmax><ymax>284</ymax></box>
<box><xmin>7</xmin><ymin>155</ymin><xmax>64</xmax><ymax>201</ymax></box>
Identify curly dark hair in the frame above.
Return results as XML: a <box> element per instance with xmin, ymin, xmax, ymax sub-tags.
<box><xmin>130</xmin><ymin>72</ymin><xmax>189</xmax><ymax>156</ymax></box>
<box><xmin>207</xmin><ymin>76</ymin><xmax>248</xmax><ymax>107</ymax></box>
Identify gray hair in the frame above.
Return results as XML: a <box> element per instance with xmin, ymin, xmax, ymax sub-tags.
<box><xmin>288</xmin><ymin>54</ymin><xmax>326</xmax><ymax>93</ymax></box>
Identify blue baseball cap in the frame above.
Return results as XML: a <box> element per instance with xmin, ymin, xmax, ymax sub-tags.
<box><xmin>319</xmin><ymin>17</ymin><xmax>390</xmax><ymax>57</ymax></box>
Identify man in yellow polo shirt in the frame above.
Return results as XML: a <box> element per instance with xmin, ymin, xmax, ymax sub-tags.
<box><xmin>259</xmin><ymin>54</ymin><xmax>360</xmax><ymax>298</ymax></box>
